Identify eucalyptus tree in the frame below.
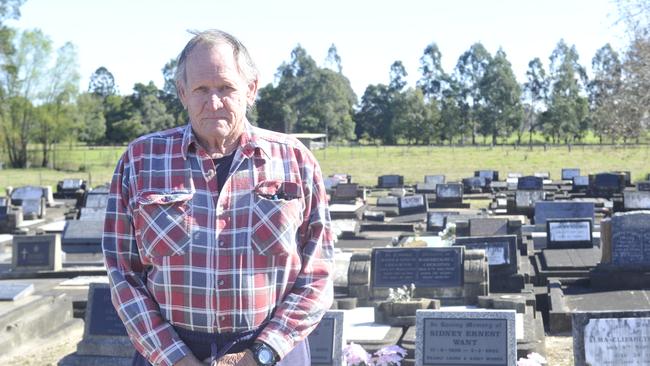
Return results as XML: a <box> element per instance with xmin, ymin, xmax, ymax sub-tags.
<box><xmin>354</xmin><ymin>83</ymin><xmax>392</xmax><ymax>144</ymax></box>
<box><xmin>588</xmin><ymin>44</ymin><xmax>623</xmax><ymax>143</ymax></box>
<box><xmin>417</xmin><ymin>42</ymin><xmax>448</xmax><ymax>102</ymax></box>
<box><xmin>88</xmin><ymin>66</ymin><xmax>117</xmax><ymax>98</ymax></box>
<box><xmin>522</xmin><ymin>58</ymin><xmax>549</xmax><ymax>145</ymax></box>
<box><xmin>454</xmin><ymin>42</ymin><xmax>492</xmax><ymax>144</ymax></box>
<box><xmin>161</xmin><ymin>58</ymin><xmax>186</xmax><ymax>125</ymax></box>
<box><xmin>543</xmin><ymin>39</ymin><xmax>589</xmax><ymax>143</ymax></box>
<box><xmin>477</xmin><ymin>49</ymin><xmax>523</xmax><ymax>145</ymax></box>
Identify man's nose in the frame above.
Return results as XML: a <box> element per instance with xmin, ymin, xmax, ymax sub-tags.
<box><xmin>209</xmin><ymin>93</ymin><xmax>223</xmax><ymax>110</ymax></box>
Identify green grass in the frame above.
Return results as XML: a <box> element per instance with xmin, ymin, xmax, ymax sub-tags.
<box><xmin>2</xmin><ymin>144</ymin><xmax>650</xmax><ymax>189</ymax></box>
<box><xmin>314</xmin><ymin>144</ymin><xmax>650</xmax><ymax>186</ymax></box>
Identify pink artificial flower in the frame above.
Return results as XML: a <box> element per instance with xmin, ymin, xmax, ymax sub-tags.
<box><xmin>343</xmin><ymin>342</ymin><xmax>372</xmax><ymax>366</ymax></box>
<box><xmin>373</xmin><ymin>345</ymin><xmax>407</xmax><ymax>366</ymax></box>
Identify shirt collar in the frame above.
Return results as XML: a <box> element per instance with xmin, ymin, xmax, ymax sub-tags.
<box><xmin>181</xmin><ymin>120</ymin><xmax>271</xmax><ymax>160</ymax></box>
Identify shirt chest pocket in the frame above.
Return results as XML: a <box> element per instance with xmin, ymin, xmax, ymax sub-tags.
<box><xmin>251</xmin><ymin>180</ymin><xmax>304</xmax><ymax>256</ymax></box>
<box><xmin>134</xmin><ymin>191</ymin><xmax>194</xmax><ymax>258</ymax></box>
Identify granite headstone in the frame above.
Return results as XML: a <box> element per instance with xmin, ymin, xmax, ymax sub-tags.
<box><xmin>562</xmin><ymin>168</ymin><xmax>581</xmax><ymax>181</ymax></box>
<box><xmin>426</xmin><ymin>211</ymin><xmax>459</xmax><ymax>232</ymax></box>
<box><xmin>454</xmin><ymin>235</ymin><xmax>517</xmax><ymax>272</ymax></box>
<box><xmin>546</xmin><ymin>218</ymin><xmax>593</xmax><ymax>249</ymax></box>
<box><xmin>436</xmin><ymin>184</ymin><xmax>463</xmax><ymax>203</ymax></box>
<box><xmin>424</xmin><ymin>175</ymin><xmax>445</xmax><ymax>185</ymax></box>
<box><xmin>516</xmin><ymin>176</ymin><xmax>543</xmax><ymax>191</ymax></box>
<box><xmin>371</xmin><ymin>247</ymin><xmax>464</xmax><ymax>289</ymax></box>
<box><xmin>398</xmin><ymin>194</ymin><xmax>428</xmax><ymax>216</ymax></box>
<box><xmin>610</xmin><ymin>211</ymin><xmax>650</xmax><ymax>266</ymax></box>
<box><xmin>12</xmin><ymin>234</ymin><xmax>62</xmax><ymax>271</ymax></box>
<box><xmin>572</xmin><ymin>310</ymin><xmax>650</xmax><ymax>366</ymax></box>
<box><xmin>378</xmin><ymin>175</ymin><xmax>404</xmax><ymax>189</ymax></box>
<box><xmin>416</xmin><ymin>310</ymin><xmax>517</xmax><ymax>366</ymax></box>
<box><xmin>308</xmin><ymin>310</ymin><xmax>345</xmax><ymax>366</ymax></box>
<box><xmin>533</xmin><ymin>201</ymin><xmax>595</xmax><ymax>226</ymax></box>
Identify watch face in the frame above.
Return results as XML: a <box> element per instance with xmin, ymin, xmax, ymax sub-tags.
<box><xmin>257</xmin><ymin>347</ymin><xmax>274</xmax><ymax>364</ymax></box>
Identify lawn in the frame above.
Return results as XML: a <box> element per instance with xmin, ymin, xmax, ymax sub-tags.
<box><xmin>2</xmin><ymin>144</ymin><xmax>650</xmax><ymax>189</ymax></box>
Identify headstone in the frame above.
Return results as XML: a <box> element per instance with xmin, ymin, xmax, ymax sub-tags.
<box><xmin>468</xmin><ymin>218</ymin><xmax>508</xmax><ymax>237</ymax></box>
<box><xmin>332</xmin><ymin>183</ymin><xmax>358</xmax><ymax>202</ymax></box>
<box><xmin>416</xmin><ymin>310</ymin><xmax>517</xmax><ymax>366</ymax></box>
<box><xmin>371</xmin><ymin>247</ymin><xmax>463</xmax><ymax>289</ymax></box>
<box><xmin>323</xmin><ymin>177</ymin><xmax>339</xmax><ymax>191</ymax></box>
<box><xmin>376</xmin><ymin>196</ymin><xmax>398</xmax><ymax>207</ymax></box>
<box><xmin>79</xmin><ymin>207</ymin><xmax>107</xmax><ymax>221</ymax></box>
<box><xmin>546</xmin><ymin>218</ymin><xmax>593</xmax><ymax>249</ymax></box>
<box><xmin>462</xmin><ymin>177</ymin><xmax>487</xmax><ymax>193</ymax></box>
<box><xmin>534</xmin><ymin>171</ymin><xmax>550</xmax><ymax>179</ymax></box>
<box><xmin>454</xmin><ymin>235</ymin><xmax>517</xmax><ymax>273</ymax></box>
<box><xmin>506</xmin><ymin>177</ymin><xmax>518</xmax><ymax>191</ymax></box>
<box><xmin>85</xmin><ymin>192</ymin><xmax>109</xmax><ymax>209</ymax></box>
<box><xmin>436</xmin><ymin>184</ymin><xmax>463</xmax><ymax>203</ymax></box>
<box><xmin>589</xmin><ymin>172</ymin><xmax>625</xmax><ymax>197</ymax></box>
<box><xmin>533</xmin><ymin>201</ymin><xmax>595</xmax><ymax>226</ymax></box>
<box><xmin>475</xmin><ymin>170</ymin><xmax>499</xmax><ymax>181</ymax></box>
<box><xmin>507</xmin><ymin>173</ymin><xmax>522</xmax><ymax>179</ymax></box>
<box><xmin>637</xmin><ymin>181</ymin><xmax>650</xmax><ymax>192</ymax></box>
<box><xmin>562</xmin><ymin>168</ymin><xmax>581</xmax><ymax>181</ymax></box>
<box><xmin>426</xmin><ymin>211</ymin><xmax>459</xmax><ymax>232</ymax></box>
<box><xmin>0</xmin><ymin>201</ymin><xmax>7</xmax><ymax>221</ymax></box>
<box><xmin>308</xmin><ymin>310</ymin><xmax>345</xmax><ymax>366</ymax></box>
<box><xmin>624</xmin><ymin>191</ymin><xmax>650</xmax><ymax>210</ymax></box>
<box><xmin>378</xmin><ymin>175</ymin><xmax>404</xmax><ymax>189</ymax></box>
<box><xmin>363</xmin><ymin>210</ymin><xmax>385</xmax><ymax>222</ymax></box>
<box><xmin>514</xmin><ymin>190</ymin><xmax>545</xmax><ymax>209</ymax></box>
<box><xmin>0</xmin><ymin>283</ymin><xmax>34</xmax><ymax>301</ymax></box>
<box><xmin>398</xmin><ymin>194</ymin><xmax>428</xmax><ymax>216</ymax></box>
<box><xmin>415</xmin><ymin>182</ymin><xmax>438</xmax><ymax>194</ymax></box>
<box><xmin>62</xmin><ymin>220</ymin><xmax>104</xmax><ymax>253</ymax></box>
<box><xmin>424</xmin><ymin>175</ymin><xmax>445</xmax><ymax>185</ymax></box>
<box><xmin>572</xmin><ymin>176</ymin><xmax>589</xmax><ymax>191</ymax></box>
<box><xmin>516</xmin><ymin>176</ymin><xmax>543</xmax><ymax>191</ymax></box>
<box><xmin>610</xmin><ymin>211</ymin><xmax>650</xmax><ymax>266</ymax></box>
<box><xmin>572</xmin><ymin>311</ymin><xmax>650</xmax><ymax>366</ymax></box>
<box><xmin>12</xmin><ymin>234</ymin><xmax>62</xmax><ymax>271</ymax></box>
<box><xmin>389</xmin><ymin>188</ymin><xmax>407</xmax><ymax>197</ymax></box>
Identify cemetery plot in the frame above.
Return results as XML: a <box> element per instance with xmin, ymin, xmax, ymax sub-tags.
<box><xmin>623</xmin><ymin>190</ymin><xmax>650</xmax><ymax>210</ymax></box>
<box><xmin>588</xmin><ymin>173</ymin><xmax>625</xmax><ymax>198</ymax></box>
<box><xmin>10</xmin><ymin>186</ymin><xmax>45</xmax><ymax>219</ymax></box>
<box><xmin>517</xmin><ymin>176</ymin><xmax>543</xmax><ymax>191</ymax></box>
<box><xmin>610</xmin><ymin>211</ymin><xmax>650</xmax><ymax>266</ymax></box>
<box><xmin>398</xmin><ymin>194</ymin><xmax>428</xmax><ymax>216</ymax></box>
<box><xmin>426</xmin><ymin>211</ymin><xmax>459</xmax><ymax>232</ymax></box>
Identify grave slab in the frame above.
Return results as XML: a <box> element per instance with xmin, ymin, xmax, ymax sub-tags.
<box><xmin>0</xmin><ymin>282</ymin><xmax>34</xmax><ymax>301</ymax></box>
<box><xmin>12</xmin><ymin>234</ymin><xmax>62</xmax><ymax>271</ymax></box>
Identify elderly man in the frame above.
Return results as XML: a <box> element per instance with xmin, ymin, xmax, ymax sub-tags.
<box><xmin>102</xmin><ymin>29</ymin><xmax>333</xmax><ymax>366</ymax></box>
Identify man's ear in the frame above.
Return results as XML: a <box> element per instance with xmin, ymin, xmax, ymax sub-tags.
<box><xmin>247</xmin><ymin>79</ymin><xmax>259</xmax><ymax>106</ymax></box>
<box><xmin>177</xmin><ymin>81</ymin><xmax>187</xmax><ymax>109</ymax></box>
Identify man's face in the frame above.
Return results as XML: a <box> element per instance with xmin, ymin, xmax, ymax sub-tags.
<box><xmin>179</xmin><ymin>42</ymin><xmax>257</xmax><ymax>148</ymax></box>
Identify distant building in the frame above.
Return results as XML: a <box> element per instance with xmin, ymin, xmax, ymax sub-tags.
<box><xmin>290</xmin><ymin>133</ymin><xmax>327</xmax><ymax>150</ymax></box>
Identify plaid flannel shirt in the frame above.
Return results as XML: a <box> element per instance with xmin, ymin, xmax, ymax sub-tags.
<box><xmin>102</xmin><ymin>121</ymin><xmax>334</xmax><ymax>366</ymax></box>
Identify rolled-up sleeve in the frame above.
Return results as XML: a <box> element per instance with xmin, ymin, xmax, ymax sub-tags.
<box><xmin>256</xmin><ymin>152</ymin><xmax>334</xmax><ymax>359</ymax></box>
<box><xmin>102</xmin><ymin>150</ymin><xmax>191</xmax><ymax>366</ymax></box>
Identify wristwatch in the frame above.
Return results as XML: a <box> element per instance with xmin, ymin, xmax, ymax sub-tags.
<box><xmin>250</xmin><ymin>342</ymin><xmax>278</xmax><ymax>366</ymax></box>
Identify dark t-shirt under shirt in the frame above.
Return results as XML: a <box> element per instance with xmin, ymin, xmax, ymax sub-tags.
<box><xmin>212</xmin><ymin>151</ymin><xmax>235</xmax><ymax>194</ymax></box>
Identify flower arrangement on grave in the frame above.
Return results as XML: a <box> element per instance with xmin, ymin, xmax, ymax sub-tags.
<box><xmin>375</xmin><ymin>284</ymin><xmax>439</xmax><ymax>325</ymax></box>
<box><xmin>439</xmin><ymin>222</ymin><xmax>456</xmax><ymax>244</ymax></box>
<box><xmin>343</xmin><ymin>342</ymin><xmax>407</xmax><ymax>366</ymax></box>
<box><xmin>387</xmin><ymin>284</ymin><xmax>416</xmax><ymax>302</ymax></box>
<box><xmin>517</xmin><ymin>352</ymin><xmax>547</xmax><ymax>366</ymax></box>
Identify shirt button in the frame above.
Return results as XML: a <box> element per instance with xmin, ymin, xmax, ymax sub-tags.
<box><xmin>218</xmin><ymin>241</ymin><xmax>224</xmax><ymax>247</ymax></box>
<box><xmin>218</xmin><ymin>279</ymin><xmax>225</xmax><ymax>286</ymax></box>
<box><xmin>220</xmin><ymin>316</ymin><xmax>226</xmax><ymax>321</ymax></box>
<box><xmin>207</xmin><ymin>169</ymin><xmax>215</xmax><ymax>178</ymax></box>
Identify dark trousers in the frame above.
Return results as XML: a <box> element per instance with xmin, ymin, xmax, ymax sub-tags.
<box><xmin>132</xmin><ymin>326</ymin><xmax>310</xmax><ymax>365</ymax></box>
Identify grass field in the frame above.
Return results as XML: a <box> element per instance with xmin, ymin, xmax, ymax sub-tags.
<box><xmin>2</xmin><ymin>144</ymin><xmax>650</xmax><ymax>189</ymax></box>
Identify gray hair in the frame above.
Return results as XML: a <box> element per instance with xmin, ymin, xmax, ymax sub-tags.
<box><xmin>174</xmin><ymin>29</ymin><xmax>259</xmax><ymax>96</ymax></box>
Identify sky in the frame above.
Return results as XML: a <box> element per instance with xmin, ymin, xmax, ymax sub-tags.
<box><xmin>8</xmin><ymin>0</ymin><xmax>630</xmax><ymax>98</ymax></box>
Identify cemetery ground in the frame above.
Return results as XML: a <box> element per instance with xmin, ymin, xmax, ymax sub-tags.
<box><xmin>3</xmin><ymin>144</ymin><xmax>650</xmax><ymax>365</ymax></box>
